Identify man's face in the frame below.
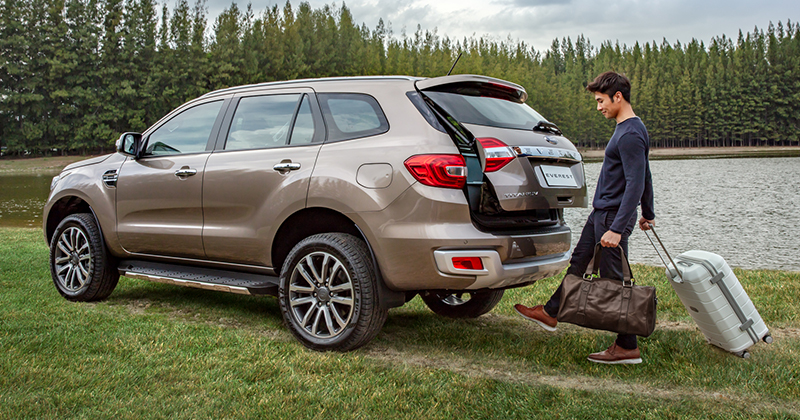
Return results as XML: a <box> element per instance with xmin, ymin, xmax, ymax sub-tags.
<box><xmin>594</xmin><ymin>91</ymin><xmax>621</xmax><ymax>119</ymax></box>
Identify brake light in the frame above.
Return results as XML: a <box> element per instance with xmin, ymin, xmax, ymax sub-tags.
<box><xmin>477</xmin><ymin>138</ymin><xmax>515</xmax><ymax>172</ymax></box>
<box><xmin>452</xmin><ymin>257</ymin><xmax>484</xmax><ymax>270</ymax></box>
<box><xmin>404</xmin><ymin>154</ymin><xmax>467</xmax><ymax>189</ymax></box>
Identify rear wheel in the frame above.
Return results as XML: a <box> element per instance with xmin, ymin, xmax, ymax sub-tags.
<box><xmin>278</xmin><ymin>233</ymin><xmax>387</xmax><ymax>351</ymax></box>
<box><xmin>421</xmin><ymin>290</ymin><xmax>504</xmax><ymax>318</ymax></box>
<box><xmin>49</xmin><ymin>213</ymin><xmax>119</xmax><ymax>301</ymax></box>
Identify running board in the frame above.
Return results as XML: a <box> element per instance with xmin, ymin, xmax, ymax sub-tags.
<box><xmin>118</xmin><ymin>260</ymin><xmax>280</xmax><ymax>296</ymax></box>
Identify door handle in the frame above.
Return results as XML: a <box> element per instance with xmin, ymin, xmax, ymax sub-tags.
<box><xmin>273</xmin><ymin>162</ymin><xmax>301</xmax><ymax>173</ymax></box>
<box><xmin>174</xmin><ymin>168</ymin><xmax>197</xmax><ymax>178</ymax></box>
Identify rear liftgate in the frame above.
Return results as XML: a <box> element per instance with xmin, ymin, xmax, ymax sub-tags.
<box><xmin>415</xmin><ymin>75</ymin><xmax>588</xmax><ymax>234</ymax></box>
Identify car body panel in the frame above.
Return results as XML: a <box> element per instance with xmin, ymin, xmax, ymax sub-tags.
<box><xmin>44</xmin><ymin>75</ymin><xmax>586</xmax><ymax>295</ymax></box>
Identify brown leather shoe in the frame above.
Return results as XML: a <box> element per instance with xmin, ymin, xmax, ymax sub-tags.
<box><xmin>587</xmin><ymin>343</ymin><xmax>642</xmax><ymax>365</ymax></box>
<box><xmin>514</xmin><ymin>304</ymin><xmax>557</xmax><ymax>332</ymax></box>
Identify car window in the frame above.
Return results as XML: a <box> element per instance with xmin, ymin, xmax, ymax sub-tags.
<box><xmin>423</xmin><ymin>91</ymin><xmax>547</xmax><ymax>131</ymax></box>
<box><xmin>318</xmin><ymin>93</ymin><xmax>388</xmax><ymax>142</ymax></box>
<box><xmin>225</xmin><ymin>94</ymin><xmax>303</xmax><ymax>150</ymax></box>
<box><xmin>289</xmin><ymin>95</ymin><xmax>315</xmax><ymax>145</ymax></box>
<box><xmin>145</xmin><ymin>100</ymin><xmax>223</xmax><ymax>156</ymax></box>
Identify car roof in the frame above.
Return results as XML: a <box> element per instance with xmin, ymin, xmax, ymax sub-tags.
<box><xmin>201</xmin><ymin>75</ymin><xmax>423</xmax><ymax>98</ymax></box>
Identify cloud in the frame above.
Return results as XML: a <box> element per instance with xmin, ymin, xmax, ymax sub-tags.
<box><xmin>196</xmin><ymin>0</ymin><xmax>800</xmax><ymax>51</ymax></box>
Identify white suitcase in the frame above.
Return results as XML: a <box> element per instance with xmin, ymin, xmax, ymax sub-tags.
<box><xmin>645</xmin><ymin>228</ymin><xmax>772</xmax><ymax>358</ymax></box>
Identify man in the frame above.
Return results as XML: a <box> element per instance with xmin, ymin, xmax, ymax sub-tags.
<box><xmin>515</xmin><ymin>71</ymin><xmax>655</xmax><ymax>365</ymax></box>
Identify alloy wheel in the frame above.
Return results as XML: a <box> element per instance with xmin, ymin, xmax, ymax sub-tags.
<box><xmin>53</xmin><ymin>226</ymin><xmax>92</xmax><ymax>293</ymax></box>
<box><xmin>288</xmin><ymin>251</ymin><xmax>355</xmax><ymax>339</ymax></box>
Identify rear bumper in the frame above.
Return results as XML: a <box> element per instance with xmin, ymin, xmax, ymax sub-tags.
<box><xmin>354</xmin><ymin>184</ymin><xmax>572</xmax><ymax>291</ymax></box>
<box><xmin>433</xmin><ymin>249</ymin><xmax>570</xmax><ymax>290</ymax></box>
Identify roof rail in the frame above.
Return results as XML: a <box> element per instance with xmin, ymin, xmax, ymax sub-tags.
<box><xmin>201</xmin><ymin>75</ymin><xmax>422</xmax><ymax>98</ymax></box>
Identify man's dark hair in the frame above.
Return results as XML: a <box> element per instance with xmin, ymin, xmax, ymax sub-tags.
<box><xmin>586</xmin><ymin>71</ymin><xmax>631</xmax><ymax>103</ymax></box>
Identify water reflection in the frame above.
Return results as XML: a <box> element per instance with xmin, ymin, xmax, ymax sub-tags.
<box><xmin>565</xmin><ymin>157</ymin><xmax>800</xmax><ymax>272</ymax></box>
<box><xmin>0</xmin><ymin>172</ymin><xmax>56</xmax><ymax>228</ymax></box>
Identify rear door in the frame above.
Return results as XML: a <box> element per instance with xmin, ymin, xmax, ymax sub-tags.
<box><xmin>416</xmin><ymin>75</ymin><xmax>587</xmax><ymax>213</ymax></box>
<box><xmin>201</xmin><ymin>88</ymin><xmax>324</xmax><ymax>266</ymax></box>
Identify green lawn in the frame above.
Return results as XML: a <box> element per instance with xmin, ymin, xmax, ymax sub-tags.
<box><xmin>1</xmin><ymin>228</ymin><xmax>798</xmax><ymax>419</ymax></box>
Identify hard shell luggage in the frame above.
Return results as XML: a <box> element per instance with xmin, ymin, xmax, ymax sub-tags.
<box><xmin>645</xmin><ymin>227</ymin><xmax>772</xmax><ymax>358</ymax></box>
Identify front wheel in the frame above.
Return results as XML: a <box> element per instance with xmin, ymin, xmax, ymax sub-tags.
<box><xmin>278</xmin><ymin>233</ymin><xmax>387</xmax><ymax>351</ymax></box>
<box><xmin>49</xmin><ymin>213</ymin><xmax>119</xmax><ymax>301</ymax></box>
<box><xmin>421</xmin><ymin>290</ymin><xmax>504</xmax><ymax>318</ymax></box>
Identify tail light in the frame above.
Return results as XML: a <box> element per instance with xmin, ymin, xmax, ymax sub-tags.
<box><xmin>404</xmin><ymin>154</ymin><xmax>467</xmax><ymax>189</ymax></box>
<box><xmin>452</xmin><ymin>257</ymin><xmax>484</xmax><ymax>270</ymax></box>
<box><xmin>477</xmin><ymin>138</ymin><xmax>515</xmax><ymax>172</ymax></box>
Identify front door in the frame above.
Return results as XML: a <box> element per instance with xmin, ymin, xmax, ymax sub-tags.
<box><xmin>116</xmin><ymin>99</ymin><xmax>226</xmax><ymax>258</ymax></box>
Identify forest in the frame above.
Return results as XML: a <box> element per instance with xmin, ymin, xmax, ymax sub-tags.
<box><xmin>1</xmin><ymin>0</ymin><xmax>799</xmax><ymax>155</ymax></box>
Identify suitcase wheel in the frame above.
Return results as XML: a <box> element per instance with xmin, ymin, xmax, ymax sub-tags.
<box><xmin>763</xmin><ymin>334</ymin><xmax>773</xmax><ymax>344</ymax></box>
<box><xmin>740</xmin><ymin>351</ymin><xmax>751</xmax><ymax>359</ymax></box>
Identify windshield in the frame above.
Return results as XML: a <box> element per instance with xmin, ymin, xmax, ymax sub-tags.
<box><xmin>423</xmin><ymin>91</ymin><xmax>547</xmax><ymax>131</ymax></box>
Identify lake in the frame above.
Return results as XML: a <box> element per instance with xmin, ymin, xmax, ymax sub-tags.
<box><xmin>565</xmin><ymin>157</ymin><xmax>800</xmax><ymax>272</ymax></box>
<box><xmin>1</xmin><ymin>157</ymin><xmax>798</xmax><ymax>271</ymax></box>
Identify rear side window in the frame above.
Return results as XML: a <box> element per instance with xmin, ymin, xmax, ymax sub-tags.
<box><xmin>225</xmin><ymin>94</ymin><xmax>302</xmax><ymax>150</ymax></box>
<box><xmin>318</xmin><ymin>93</ymin><xmax>389</xmax><ymax>142</ymax></box>
<box><xmin>423</xmin><ymin>91</ymin><xmax>547</xmax><ymax>131</ymax></box>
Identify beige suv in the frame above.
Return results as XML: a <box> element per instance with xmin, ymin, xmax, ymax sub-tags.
<box><xmin>44</xmin><ymin>75</ymin><xmax>587</xmax><ymax>351</ymax></box>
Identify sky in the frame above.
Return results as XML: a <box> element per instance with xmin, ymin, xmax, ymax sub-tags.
<box><xmin>200</xmin><ymin>0</ymin><xmax>800</xmax><ymax>51</ymax></box>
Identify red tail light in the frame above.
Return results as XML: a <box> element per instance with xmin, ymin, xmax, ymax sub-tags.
<box><xmin>404</xmin><ymin>154</ymin><xmax>467</xmax><ymax>189</ymax></box>
<box><xmin>477</xmin><ymin>138</ymin><xmax>515</xmax><ymax>172</ymax></box>
<box><xmin>452</xmin><ymin>257</ymin><xmax>484</xmax><ymax>270</ymax></box>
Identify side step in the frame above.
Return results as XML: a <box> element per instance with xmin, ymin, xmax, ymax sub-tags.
<box><xmin>118</xmin><ymin>260</ymin><xmax>280</xmax><ymax>296</ymax></box>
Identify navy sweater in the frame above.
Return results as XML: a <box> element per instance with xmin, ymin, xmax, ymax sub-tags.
<box><xmin>593</xmin><ymin>117</ymin><xmax>655</xmax><ymax>233</ymax></box>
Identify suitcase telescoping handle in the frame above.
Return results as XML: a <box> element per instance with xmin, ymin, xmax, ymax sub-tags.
<box><xmin>644</xmin><ymin>224</ymin><xmax>685</xmax><ymax>283</ymax></box>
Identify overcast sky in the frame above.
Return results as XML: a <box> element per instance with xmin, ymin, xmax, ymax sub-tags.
<box><xmin>200</xmin><ymin>0</ymin><xmax>800</xmax><ymax>51</ymax></box>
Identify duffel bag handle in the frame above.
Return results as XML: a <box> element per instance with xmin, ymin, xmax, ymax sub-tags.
<box><xmin>584</xmin><ymin>243</ymin><xmax>633</xmax><ymax>285</ymax></box>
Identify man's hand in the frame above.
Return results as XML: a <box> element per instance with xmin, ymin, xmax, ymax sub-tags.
<box><xmin>639</xmin><ymin>217</ymin><xmax>655</xmax><ymax>231</ymax></box>
<box><xmin>600</xmin><ymin>230</ymin><xmax>621</xmax><ymax>247</ymax></box>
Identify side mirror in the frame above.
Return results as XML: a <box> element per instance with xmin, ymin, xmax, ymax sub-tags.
<box><xmin>116</xmin><ymin>132</ymin><xmax>142</xmax><ymax>159</ymax></box>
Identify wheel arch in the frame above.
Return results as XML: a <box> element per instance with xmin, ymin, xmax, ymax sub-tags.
<box><xmin>45</xmin><ymin>195</ymin><xmax>94</xmax><ymax>243</ymax></box>
<box><xmin>271</xmin><ymin>207</ymin><xmax>405</xmax><ymax>309</ymax></box>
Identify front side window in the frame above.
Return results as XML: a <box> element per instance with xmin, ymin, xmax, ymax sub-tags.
<box><xmin>225</xmin><ymin>94</ymin><xmax>303</xmax><ymax>151</ymax></box>
<box><xmin>318</xmin><ymin>93</ymin><xmax>389</xmax><ymax>142</ymax></box>
<box><xmin>145</xmin><ymin>101</ymin><xmax>223</xmax><ymax>156</ymax></box>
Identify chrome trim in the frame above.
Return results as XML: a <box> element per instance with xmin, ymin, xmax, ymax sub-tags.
<box><xmin>122</xmin><ymin>271</ymin><xmax>253</xmax><ymax>295</ymax></box>
<box><xmin>511</xmin><ymin>146</ymin><xmax>582</xmax><ymax>162</ymax></box>
<box><xmin>102</xmin><ymin>170</ymin><xmax>118</xmax><ymax>188</ymax></box>
<box><xmin>273</xmin><ymin>162</ymin><xmax>302</xmax><ymax>173</ymax></box>
<box><xmin>174</xmin><ymin>168</ymin><xmax>198</xmax><ymax>177</ymax></box>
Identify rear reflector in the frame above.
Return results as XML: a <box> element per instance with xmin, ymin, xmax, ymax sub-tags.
<box><xmin>477</xmin><ymin>138</ymin><xmax>515</xmax><ymax>172</ymax></box>
<box><xmin>404</xmin><ymin>154</ymin><xmax>467</xmax><ymax>189</ymax></box>
<box><xmin>452</xmin><ymin>257</ymin><xmax>484</xmax><ymax>270</ymax></box>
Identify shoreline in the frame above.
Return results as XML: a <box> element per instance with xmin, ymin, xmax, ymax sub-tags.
<box><xmin>580</xmin><ymin>145</ymin><xmax>800</xmax><ymax>162</ymax></box>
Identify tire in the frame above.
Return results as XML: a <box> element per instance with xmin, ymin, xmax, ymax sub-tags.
<box><xmin>421</xmin><ymin>290</ymin><xmax>504</xmax><ymax>318</ymax></box>
<box><xmin>278</xmin><ymin>233</ymin><xmax>387</xmax><ymax>351</ymax></box>
<box><xmin>49</xmin><ymin>213</ymin><xmax>119</xmax><ymax>301</ymax></box>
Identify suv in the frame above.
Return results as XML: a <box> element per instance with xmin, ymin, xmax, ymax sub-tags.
<box><xmin>44</xmin><ymin>75</ymin><xmax>587</xmax><ymax>351</ymax></box>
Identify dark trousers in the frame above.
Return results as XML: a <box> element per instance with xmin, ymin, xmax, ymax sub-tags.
<box><xmin>544</xmin><ymin>209</ymin><xmax>639</xmax><ymax>350</ymax></box>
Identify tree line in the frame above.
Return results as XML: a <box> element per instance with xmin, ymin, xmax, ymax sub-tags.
<box><xmin>1</xmin><ymin>0</ymin><xmax>798</xmax><ymax>156</ymax></box>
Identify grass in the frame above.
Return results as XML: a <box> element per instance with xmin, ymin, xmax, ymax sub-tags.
<box><xmin>1</xmin><ymin>227</ymin><xmax>799</xmax><ymax>419</ymax></box>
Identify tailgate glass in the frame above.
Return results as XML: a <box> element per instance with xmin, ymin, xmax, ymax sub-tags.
<box><xmin>423</xmin><ymin>91</ymin><xmax>548</xmax><ymax>131</ymax></box>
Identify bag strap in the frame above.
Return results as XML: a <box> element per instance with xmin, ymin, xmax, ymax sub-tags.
<box><xmin>583</xmin><ymin>243</ymin><xmax>633</xmax><ymax>284</ymax></box>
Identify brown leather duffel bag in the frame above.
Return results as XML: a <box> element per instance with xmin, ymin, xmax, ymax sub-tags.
<box><xmin>557</xmin><ymin>244</ymin><xmax>657</xmax><ymax>337</ymax></box>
